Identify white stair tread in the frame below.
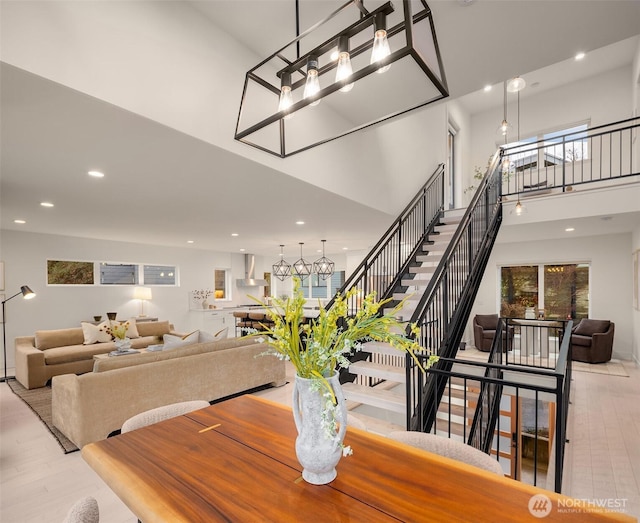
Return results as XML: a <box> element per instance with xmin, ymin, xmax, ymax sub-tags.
<box><xmin>342</xmin><ymin>383</ymin><xmax>406</xmax><ymax>413</ymax></box>
<box><xmin>361</xmin><ymin>341</ymin><xmax>408</xmax><ymax>357</ymax></box>
<box><xmin>349</xmin><ymin>361</ymin><xmax>406</xmax><ymax>383</ymax></box>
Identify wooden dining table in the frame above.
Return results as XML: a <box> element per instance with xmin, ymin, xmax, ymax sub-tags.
<box><xmin>82</xmin><ymin>395</ymin><xmax>634</xmax><ymax>522</ymax></box>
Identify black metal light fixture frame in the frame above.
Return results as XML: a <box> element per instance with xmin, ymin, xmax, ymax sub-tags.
<box><xmin>234</xmin><ymin>0</ymin><xmax>448</xmax><ymax>158</ymax></box>
<box><xmin>313</xmin><ymin>240</ymin><xmax>335</xmax><ymax>280</ymax></box>
<box><xmin>272</xmin><ymin>245</ymin><xmax>292</xmax><ymax>281</ymax></box>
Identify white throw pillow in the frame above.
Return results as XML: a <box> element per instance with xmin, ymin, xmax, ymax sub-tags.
<box><xmin>163</xmin><ymin>330</ymin><xmax>199</xmax><ymax>350</ymax></box>
<box><xmin>118</xmin><ymin>318</ymin><xmax>140</xmax><ymax>338</ymax></box>
<box><xmin>198</xmin><ymin>327</ymin><xmax>229</xmax><ymax>343</ymax></box>
<box><xmin>81</xmin><ymin>321</ymin><xmax>112</xmax><ymax>344</ymax></box>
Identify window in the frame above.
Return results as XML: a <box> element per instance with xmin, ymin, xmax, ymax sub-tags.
<box><xmin>100</xmin><ymin>263</ymin><xmax>139</xmax><ymax>285</ymax></box>
<box><xmin>214</xmin><ymin>269</ymin><xmax>230</xmax><ymax>300</ymax></box>
<box><xmin>500</xmin><ymin>263</ymin><xmax>589</xmax><ymax>320</ymax></box>
<box><xmin>143</xmin><ymin>265</ymin><xmax>176</xmax><ymax>285</ymax></box>
<box><xmin>501</xmin><ymin>123</ymin><xmax>589</xmax><ymax>173</ymax></box>
<box><xmin>47</xmin><ymin>259</ymin><xmax>179</xmax><ymax>286</ymax></box>
<box><xmin>297</xmin><ymin>271</ymin><xmax>346</xmax><ymax>301</ymax></box>
<box><xmin>47</xmin><ymin>260</ymin><xmax>94</xmax><ymax>285</ymax></box>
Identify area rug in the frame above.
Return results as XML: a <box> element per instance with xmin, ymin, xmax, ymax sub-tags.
<box><xmin>7</xmin><ymin>379</ymin><xmax>79</xmax><ymax>454</ymax></box>
<box><xmin>571</xmin><ymin>359</ymin><xmax>629</xmax><ymax>377</ymax></box>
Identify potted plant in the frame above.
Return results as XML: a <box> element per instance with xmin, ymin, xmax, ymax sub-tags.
<box><xmin>247</xmin><ymin>278</ymin><xmax>438</xmax><ymax>484</ymax></box>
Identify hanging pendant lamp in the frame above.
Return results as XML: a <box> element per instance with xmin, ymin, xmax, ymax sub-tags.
<box><xmin>293</xmin><ymin>242</ymin><xmax>312</xmax><ymax>279</ymax></box>
<box><xmin>313</xmin><ymin>240</ymin><xmax>335</xmax><ymax>280</ymax></box>
<box><xmin>272</xmin><ymin>245</ymin><xmax>292</xmax><ymax>281</ymax></box>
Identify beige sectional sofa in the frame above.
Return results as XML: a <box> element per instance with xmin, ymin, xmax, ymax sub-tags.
<box><xmin>15</xmin><ymin>321</ymin><xmax>176</xmax><ymax>389</ymax></box>
<box><xmin>51</xmin><ymin>336</ymin><xmax>286</xmax><ymax>448</ymax></box>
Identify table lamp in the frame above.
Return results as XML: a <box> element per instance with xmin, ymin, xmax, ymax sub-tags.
<box><xmin>133</xmin><ymin>286</ymin><xmax>152</xmax><ymax>317</ymax></box>
<box><xmin>2</xmin><ymin>285</ymin><xmax>36</xmax><ymax>382</ymax></box>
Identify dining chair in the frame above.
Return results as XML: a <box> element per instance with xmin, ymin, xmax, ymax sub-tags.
<box><xmin>388</xmin><ymin>431</ymin><xmax>504</xmax><ymax>476</ymax></box>
<box><xmin>121</xmin><ymin>400</ymin><xmax>211</xmax><ymax>433</ymax></box>
<box><xmin>62</xmin><ymin>496</ymin><xmax>99</xmax><ymax>523</ymax></box>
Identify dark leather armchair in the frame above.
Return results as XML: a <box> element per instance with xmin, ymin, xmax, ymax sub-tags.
<box><xmin>473</xmin><ymin>314</ymin><xmax>512</xmax><ymax>352</ymax></box>
<box><xmin>571</xmin><ymin>319</ymin><xmax>614</xmax><ymax>363</ymax></box>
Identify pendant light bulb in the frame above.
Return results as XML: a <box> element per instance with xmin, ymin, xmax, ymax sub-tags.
<box><xmin>278</xmin><ymin>72</ymin><xmax>294</xmax><ymax>119</ymax></box>
<box><xmin>371</xmin><ymin>14</ymin><xmax>391</xmax><ymax>73</ymax></box>
<box><xmin>335</xmin><ymin>36</ymin><xmax>354</xmax><ymax>92</ymax></box>
<box><xmin>515</xmin><ymin>200</ymin><xmax>523</xmax><ymax>215</ymax></box>
<box><xmin>303</xmin><ymin>57</ymin><xmax>321</xmax><ymax>106</ymax></box>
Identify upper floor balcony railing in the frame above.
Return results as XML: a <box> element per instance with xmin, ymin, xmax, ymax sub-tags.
<box><xmin>500</xmin><ymin>117</ymin><xmax>639</xmax><ymax>198</ymax></box>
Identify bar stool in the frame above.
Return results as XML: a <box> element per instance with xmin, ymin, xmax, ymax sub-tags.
<box><xmin>233</xmin><ymin>311</ymin><xmax>250</xmax><ymax>336</ymax></box>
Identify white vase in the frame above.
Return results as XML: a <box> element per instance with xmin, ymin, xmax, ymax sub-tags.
<box><xmin>292</xmin><ymin>371</ymin><xmax>347</xmax><ymax>485</ymax></box>
<box><xmin>525</xmin><ymin>307</ymin><xmax>536</xmax><ymax>319</ymax></box>
<box><xmin>114</xmin><ymin>337</ymin><xmax>131</xmax><ymax>351</ymax></box>
<box><xmin>202</xmin><ymin>299</ymin><xmax>209</xmax><ymax>309</ymax></box>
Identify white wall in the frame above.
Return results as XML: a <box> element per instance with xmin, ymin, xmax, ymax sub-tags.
<box><xmin>469</xmin><ymin>232</ymin><xmax>634</xmax><ymax>360</ymax></box>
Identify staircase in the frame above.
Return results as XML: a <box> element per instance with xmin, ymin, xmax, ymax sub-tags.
<box><xmin>337</xmin><ymin>150</ymin><xmax>504</xmax><ymax>434</ymax></box>
<box><xmin>343</xmin><ymin>208</ymin><xmax>466</xmax><ymax>433</ymax></box>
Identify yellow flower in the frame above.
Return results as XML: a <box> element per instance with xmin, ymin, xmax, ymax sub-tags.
<box><xmin>247</xmin><ymin>278</ymin><xmax>438</xmax><ymax>386</ymax></box>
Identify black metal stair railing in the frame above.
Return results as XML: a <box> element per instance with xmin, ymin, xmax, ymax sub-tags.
<box><xmin>327</xmin><ymin>164</ymin><xmax>445</xmax><ymax>311</ymax></box>
<box><xmin>405</xmin><ymin>150</ymin><xmax>503</xmax><ymax>431</ymax></box>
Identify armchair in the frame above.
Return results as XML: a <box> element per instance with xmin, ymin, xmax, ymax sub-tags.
<box><xmin>570</xmin><ymin>319</ymin><xmax>614</xmax><ymax>363</ymax></box>
<box><xmin>473</xmin><ymin>314</ymin><xmax>512</xmax><ymax>352</ymax></box>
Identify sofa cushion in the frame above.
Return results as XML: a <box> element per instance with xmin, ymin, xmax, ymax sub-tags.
<box><xmin>35</xmin><ymin>328</ymin><xmax>85</xmax><ymax>350</ymax></box>
<box><xmin>81</xmin><ymin>321</ymin><xmax>113</xmax><ymax>344</ymax></box>
<box><xmin>44</xmin><ymin>343</ymin><xmax>115</xmax><ymax>365</ymax></box>
<box><xmin>164</xmin><ymin>330</ymin><xmax>199</xmax><ymax>349</ymax></box>
<box><xmin>137</xmin><ymin>320</ymin><xmax>172</xmax><ymax>337</ymax></box>
<box><xmin>573</xmin><ymin>319</ymin><xmax>610</xmax><ymax>336</ymax></box>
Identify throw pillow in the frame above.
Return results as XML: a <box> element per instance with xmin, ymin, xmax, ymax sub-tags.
<box><xmin>115</xmin><ymin>318</ymin><xmax>140</xmax><ymax>339</ymax></box>
<box><xmin>198</xmin><ymin>327</ymin><xmax>229</xmax><ymax>343</ymax></box>
<box><xmin>81</xmin><ymin>321</ymin><xmax>112</xmax><ymax>345</ymax></box>
<box><xmin>163</xmin><ymin>330</ymin><xmax>199</xmax><ymax>350</ymax></box>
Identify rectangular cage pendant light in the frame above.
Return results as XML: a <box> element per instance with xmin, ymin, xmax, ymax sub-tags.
<box><xmin>234</xmin><ymin>0</ymin><xmax>448</xmax><ymax>158</ymax></box>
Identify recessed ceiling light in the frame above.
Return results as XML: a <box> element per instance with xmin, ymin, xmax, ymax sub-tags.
<box><xmin>14</xmin><ymin>219</ymin><xmax>26</xmax><ymax>224</ymax></box>
<box><xmin>40</xmin><ymin>202</ymin><xmax>54</xmax><ymax>207</ymax></box>
<box><xmin>231</xmin><ymin>233</ymin><xmax>239</xmax><ymax>237</ymax></box>
<box><xmin>239</xmin><ymin>248</ymin><xmax>246</xmax><ymax>252</ymax></box>
<box><xmin>483</xmin><ymin>85</ymin><xmax>492</xmax><ymax>92</ymax></box>
<box><xmin>575</xmin><ymin>52</ymin><xmax>585</xmax><ymax>61</ymax></box>
<box><xmin>296</xmin><ymin>221</ymin><xmax>305</xmax><ymax>225</ymax></box>
<box><xmin>187</xmin><ymin>240</ymin><xmax>194</xmax><ymax>244</ymax></box>
<box><xmin>87</xmin><ymin>170</ymin><xmax>104</xmax><ymax>178</ymax></box>
<box><xmin>342</xmin><ymin>247</ymin><xmax>348</xmax><ymax>250</ymax></box>
<box><xmin>565</xmin><ymin>227</ymin><xmax>575</xmax><ymax>232</ymax></box>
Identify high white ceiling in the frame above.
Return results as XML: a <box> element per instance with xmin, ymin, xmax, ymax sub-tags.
<box><xmin>1</xmin><ymin>0</ymin><xmax>639</xmax><ymax>258</ymax></box>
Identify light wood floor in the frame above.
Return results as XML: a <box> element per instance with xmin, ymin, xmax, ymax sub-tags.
<box><xmin>1</xmin><ymin>360</ymin><xmax>639</xmax><ymax>522</ymax></box>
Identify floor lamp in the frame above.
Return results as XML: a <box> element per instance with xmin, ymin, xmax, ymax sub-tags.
<box><xmin>1</xmin><ymin>285</ymin><xmax>36</xmax><ymax>383</ymax></box>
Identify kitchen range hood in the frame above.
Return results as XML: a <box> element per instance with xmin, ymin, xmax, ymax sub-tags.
<box><xmin>236</xmin><ymin>254</ymin><xmax>268</xmax><ymax>287</ymax></box>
